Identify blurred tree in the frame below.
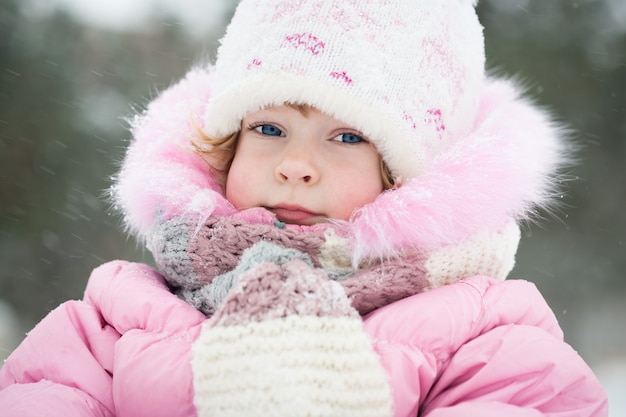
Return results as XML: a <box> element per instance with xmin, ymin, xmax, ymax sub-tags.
<box><xmin>0</xmin><ymin>0</ymin><xmax>214</xmax><ymax>341</ymax></box>
<box><xmin>478</xmin><ymin>0</ymin><xmax>626</xmax><ymax>362</ymax></box>
<box><xmin>1</xmin><ymin>3</ymin><xmax>90</xmax><ymax>328</ymax></box>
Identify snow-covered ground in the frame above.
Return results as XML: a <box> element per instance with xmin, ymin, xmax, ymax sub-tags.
<box><xmin>593</xmin><ymin>357</ymin><xmax>626</xmax><ymax>416</ymax></box>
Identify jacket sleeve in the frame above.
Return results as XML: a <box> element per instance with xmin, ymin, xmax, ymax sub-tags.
<box><xmin>0</xmin><ymin>260</ymin><xmax>207</xmax><ymax>417</ymax></box>
<box><xmin>0</xmin><ymin>298</ymin><xmax>120</xmax><ymax>417</ymax></box>
<box><xmin>421</xmin><ymin>324</ymin><xmax>606</xmax><ymax>417</ymax></box>
<box><xmin>83</xmin><ymin>260</ymin><xmax>207</xmax><ymax>417</ymax></box>
<box><xmin>364</xmin><ymin>276</ymin><xmax>608</xmax><ymax>417</ymax></box>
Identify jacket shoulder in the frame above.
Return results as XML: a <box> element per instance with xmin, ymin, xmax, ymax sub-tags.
<box><xmin>84</xmin><ymin>260</ymin><xmax>205</xmax><ymax>334</ymax></box>
<box><xmin>0</xmin><ymin>298</ymin><xmax>119</xmax><ymax>414</ymax></box>
<box><xmin>364</xmin><ymin>276</ymin><xmax>562</xmax><ymax>356</ymax></box>
<box><xmin>363</xmin><ymin>276</ymin><xmax>608</xmax><ymax>416</ymax></box>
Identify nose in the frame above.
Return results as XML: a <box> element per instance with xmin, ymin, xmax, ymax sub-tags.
<box><xmin>275</xmin><ymin>141</ymin><xmax>320</xmax><ymax>185</ymax></box>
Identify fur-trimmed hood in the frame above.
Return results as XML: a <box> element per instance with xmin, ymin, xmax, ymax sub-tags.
<box><xmin>112</xmin><ymin>66</ymin><xmax>567</xmax><ymax>271</ymax></box>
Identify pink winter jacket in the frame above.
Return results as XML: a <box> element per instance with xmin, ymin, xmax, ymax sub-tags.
<box><xmin>0</xmin><ymin>63</ymin><xmax>609</xmax><ymax>415</ymax></box>
<box><xmin>0</xmin><ymin>260</ymin><xmax>607</xmax><ymax>416</ymax></box>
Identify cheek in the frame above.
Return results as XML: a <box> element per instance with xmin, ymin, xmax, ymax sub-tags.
<box><xmin>225</xmin><ymin>156</ymin><xmax>257</xmax><ymax>209</ymax></box>
<box><xmin>224</xmin><ymin>174</ymin><xmax>243</xmax><ymax>207</ymax></box>
<box><xmin>343</xmin><ymin>180</ymin><xmax>383</xmax><ymax>207</ymax></box>
<box><xmin>330</xmin><ymin>165</ymin><xmax>384</xmax><ymax>219</ymax></box>
<box><xmin>351</xmin><ymin>155</ymin><xmax>385</xmax><ymax>202</ymax></box>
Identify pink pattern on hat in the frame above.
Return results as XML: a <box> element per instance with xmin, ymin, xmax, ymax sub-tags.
<box><xmin>284</xmin><ymin>33</ymin><xmax>325</xmax><ymax>55</ymax></box>
<box><xmin>246</xmin><ymin>59</ymin><xmax>262</xmax><ymax>70</ymax></box>
<box><xmin>403</xmin><ymin>113</ymin><xmax>418</xmax><ymax>130</ymax></box>
<box><xmin>425</xmin><ymin>108</ymin><xmax>446</xmax><ymax>132</ymax></box>
<box><xmin>267</xmin><ymin>0</ymin><xmax>306</xmax><ymax>23</ymax></box>
<box><xmin>330</xmin><ymin>71</ymin><xmax>353</xmax><ymax>85</ymax></box>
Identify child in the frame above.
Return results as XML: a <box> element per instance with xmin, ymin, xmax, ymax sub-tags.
<box><xmin>0</xmin><ymin>0</ymin><xmax>608</xmax><ymax>416</ymax></box>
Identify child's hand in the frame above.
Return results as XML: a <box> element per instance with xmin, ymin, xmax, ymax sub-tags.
<box><xmin>190</xmin><ymin>245</ymin><xmax>394</xmax><ymax>417</ymax></box>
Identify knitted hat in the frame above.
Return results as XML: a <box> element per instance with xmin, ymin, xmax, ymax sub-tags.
<box><xmin>204</xmin><ymin>0</ymin><xmax>486</xmax><ymax>179</ymax></box>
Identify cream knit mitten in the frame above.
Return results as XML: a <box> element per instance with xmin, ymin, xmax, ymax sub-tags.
<box><xmin>191</xmin><ymin>242</ymin><xmax>393</xmax><ymax>417</ymax></box>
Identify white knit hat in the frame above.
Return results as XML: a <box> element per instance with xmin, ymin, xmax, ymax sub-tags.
<box><xmin>204</xmin><ymin>0</ymin><xmax>485</xmax><ymax>179</ymax></box>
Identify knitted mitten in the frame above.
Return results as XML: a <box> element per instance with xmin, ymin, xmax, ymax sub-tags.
<box><xmin>191</xmin><ymin>242</ymin><xmax>394</xmax><ymax>417</ymax></box>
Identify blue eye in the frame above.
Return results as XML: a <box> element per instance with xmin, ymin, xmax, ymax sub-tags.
<box><xmin>255</xmin><ymin>124</ymin><xmax>283</xmax><ymax>136</ymax></box>
<box><xmin>338</xmin><ymin>133</ymin><xmax>364</xmax><ymax>143</ymax></box>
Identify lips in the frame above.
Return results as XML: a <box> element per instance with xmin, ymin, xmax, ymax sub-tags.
<box><xmin>268</xmin><ymin>204</ymin><xmax>320</xmax><ymax>224</ymax></box>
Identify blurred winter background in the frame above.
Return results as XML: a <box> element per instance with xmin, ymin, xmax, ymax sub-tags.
<box><xmin>0</xmin><ymin>0</ymin><xmax>624</xmax><ymax>413</ymax></box>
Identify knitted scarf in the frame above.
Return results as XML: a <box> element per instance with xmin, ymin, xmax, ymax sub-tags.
<box><xmin>150</xmin><ymin>215</ymin><xmax>400</xmax><ymax>415</ymax></box>
<box><xmin>150</xmin><ymin>215</ymin><xmax>430</xmax><ymax>317</ymax></box>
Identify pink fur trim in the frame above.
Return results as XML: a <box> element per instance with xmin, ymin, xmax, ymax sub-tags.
<box><xmin>112</xmin><ymin>68</ymin><xmax>239</xmax><ymax>241</ymax></box>
<box><xmin>114</xmin><ymin>69</ymin><xmax>567</xmax><ymax>262</ymax></box>
<box><xmin>350</xmin><ymin>79</ymin><xmax>568</xmax><ymax>262</ymax></box>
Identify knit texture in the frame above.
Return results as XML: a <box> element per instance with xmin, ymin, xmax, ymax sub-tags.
<box><xmin>193</xmin><ymin>318</ymin><xmax>393</xmax><ymax>417</ymax></box>
<box><xmin>191</xmin><ymin>243</ymin><xmax>393</xmax><ymax>417</ymax></box>
<box><xmin>150</xmin><ymin>214</ymin><xmax>520</xmax><ymax>316</ymax></box>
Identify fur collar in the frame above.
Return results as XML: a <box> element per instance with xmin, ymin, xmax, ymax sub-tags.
<box><xmin>112</xmin><ymin>66</ymin><xmax>566</xmax><ymax>269</ymax></box>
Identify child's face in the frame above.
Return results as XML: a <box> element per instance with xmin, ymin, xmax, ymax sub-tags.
<box><xmin>225</xmin><ymin>105</ymin><xmax>384</xmax><ymax>225</ymax></box>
